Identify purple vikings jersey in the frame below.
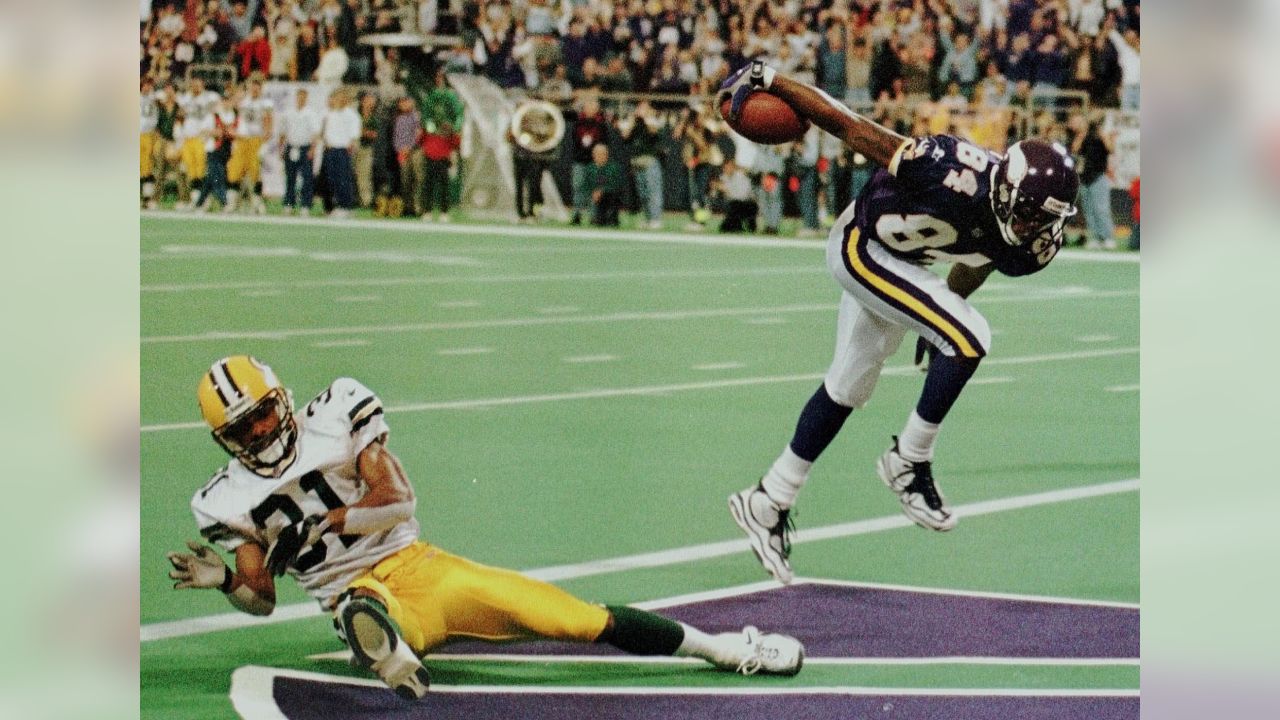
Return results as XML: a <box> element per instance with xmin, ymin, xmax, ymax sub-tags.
<box><xmin>851</xmin><ymin>134</ymin><xmax>1061</xmax><ymax>277</ymax></box>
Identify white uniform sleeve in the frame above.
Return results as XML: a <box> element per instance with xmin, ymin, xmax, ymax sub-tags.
<box><xmin>190</xmin><ymin>473</ymin><xmax>249</xmax><ymax>552</ymax></box>
<box><xmin>327</xmin><ymin>377</ymin><xmax>391</xmax><ymax>452</ymax></box>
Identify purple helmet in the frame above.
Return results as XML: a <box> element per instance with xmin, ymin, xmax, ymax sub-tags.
<box><xmin>991</xmin><ymin>139</ymin><xmax>1080</xmax><ymax>248</ymax></box>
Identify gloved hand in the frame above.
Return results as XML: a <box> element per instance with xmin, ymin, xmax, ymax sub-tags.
<box><xmin>719</xmin><ymin>60</ymin><xmax>776</xmax><ymax>121</ymax></box>
<box><xmin>265</xmin><ymin>515</ymin><xmax>329</xmax><ymax>576</ymax></box>
<box><xmin>168</xmin><ymin>540</ymin><xmax>232</xmax><ymax>591</ymax></box>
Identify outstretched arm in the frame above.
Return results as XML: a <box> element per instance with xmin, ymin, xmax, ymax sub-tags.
<box><xmin>328</xmin><ymin>438</ymin><xmax>417</xmax><ymax>535</ymax></box>
<box><xmin>722</xmin><ymin>62</ymin><xmax>907</xmax><ymax>168</ymax></box>
<box><xmin>168</xmin><ymin>539</ymin><xmax>277</xmax><ymax>616</ymax></box>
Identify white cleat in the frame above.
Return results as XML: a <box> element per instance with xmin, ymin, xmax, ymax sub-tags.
<box><xmin>876</xmin><ymin>437</ymin><xmax>956</xmax><ymax>531</ymax></box>
<box><xmin>728</xmin><ymin>484</ymin><xmax>795</xmax><ymax>584</ymax></box>
<box><xmin>715</xmin><ymin>626</ymin><xmax>805</xmax><ymax>676</ymax></box>
<box><xmin>338</xmin><ymin>598</ymin><xmax>431</xmax><ymax>701</ymax></box>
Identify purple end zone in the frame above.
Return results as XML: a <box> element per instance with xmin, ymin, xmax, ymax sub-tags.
<box><xmin>442</xmin><ymin>583</ymin><xmax>1139</xmax><ymax>659</ymax></box>
<box><xmin>273</xmin><ymin>677</ymin><xmax>1140</xmax><ymax>720</ymax></box>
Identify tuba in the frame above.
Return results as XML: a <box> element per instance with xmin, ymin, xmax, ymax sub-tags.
<box><xmin>510</xmin><ymin>99</ymin><xmax>565</xmax><ymax>154</ymax></box>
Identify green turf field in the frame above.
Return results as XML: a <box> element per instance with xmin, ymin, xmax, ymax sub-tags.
<box><xmin>140</xmin><ymin>213</ymin><xmax>1138</xmax><ymax>719</ymax></box>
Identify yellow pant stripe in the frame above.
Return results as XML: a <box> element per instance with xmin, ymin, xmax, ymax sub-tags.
<box><xmin>844</xmin><ymin>229</ymin><xmax>980</xmax><ymax>358</ymax></box>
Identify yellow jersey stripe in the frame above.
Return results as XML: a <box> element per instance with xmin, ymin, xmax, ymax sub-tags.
<box><xmin>844</xmin><ymin>229</ymin><xmax>980</xmax><ymax>358</ymax></box>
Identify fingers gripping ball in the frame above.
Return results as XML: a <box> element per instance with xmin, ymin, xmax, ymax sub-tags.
<box><xmin>719</xmin><ymin>92</ymin><xmax>810</xmax><ymax>145</ymax></box>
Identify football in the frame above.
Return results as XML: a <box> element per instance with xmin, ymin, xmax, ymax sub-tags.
<box><xmin>719</xmin><ymin>91</ymin><xmax>810</xmax><ymax>145</ymax></box>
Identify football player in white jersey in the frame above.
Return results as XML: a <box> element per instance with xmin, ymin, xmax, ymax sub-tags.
<box><xmin>167</xmin><ymin>356</ymin><xmax>804</xmax><ymax>701</ymax></box>
<box><xmin>175</xmin><ymin>77</ymin><xmax>221</xmax><ymax>208</ymax></box>
<box><xmin>140</xmin><ymin>77</ymin><xmax>160</xmax><ymax>209</ymax></box>
<box><xmin>229</xmin><ymin>77</ymin><xmax>274</xmax><ymax>214</ymax></box>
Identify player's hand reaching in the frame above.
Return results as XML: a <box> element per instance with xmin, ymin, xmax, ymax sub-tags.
<box><xmin>719</xmin><ymin>60</ymin><xmax>776</xmax><ymax>121</ymax></box>
<box><xmin>265</xmin><ymin>515</ymin><xmax>329</xmax><ymax>576</ymax></box>
<box><xmin>168</xmin><ymin>540</ymin><xmax>232</xmax><ymax>591</ymax></box>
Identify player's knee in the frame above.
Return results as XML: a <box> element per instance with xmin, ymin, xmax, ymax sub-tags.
<box><xmin>822</xmin><ymin>377</ymin><xmax>872</xmax><ymax>409</ymax></box>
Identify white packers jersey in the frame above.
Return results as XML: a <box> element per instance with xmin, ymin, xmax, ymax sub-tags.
<box><xmin>175</xmin><ymin>114</ymin><xmax>214</xmax><ymax>145</ymax></box>
<box><xmin>179</xmin><ymin>90</ymin><xmax>221</xmax><ymax>122</ymax></box>
<box><xmin>190</xmin><ymin>377</ymin><xmax>418</xmax><ymax>605</ymax></box>
<box><xmin>238</xmin><ymin>96</ymin><xmax>274</xmax><ymax>138</ymax></box>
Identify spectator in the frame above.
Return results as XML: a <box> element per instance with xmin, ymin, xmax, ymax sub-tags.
<box><xmin>1106</xmin><ymin>19</ymin><xmax>1140</xmax><ymax>109</ymax></box>
<box><xmin>585</xmin><ymin>144</ymin><xmax>624</xmax><ymax>227</ymax></box>
<box><xmin>278</xmin><ymin>87</ymin><xmax>321</xmax><ymax>215</ymax></box>
<box><xmin>754</xmin><ymin>142</ymin><xmax>786</xmax><ymax>235</ymax></box>
<box><xmin>233</xmin><ymin>24</ymin><xmax>272</xmax><ymax>79</ymax></box>
<box><xmin>568</xmin><ymin>96</ymin><xmax>609</xmax><ymax>225</ymax></box>
<box><xmin>225</xmin><ymin>0</ymin><xmax>257</xmax><ymax>41</ymax></box>
<box><xmin>715</xmin><ymin>158</ymin><xmax>756</xmax><ymax>233</ymax></box>
<box><xmin>673</xmin><ymin>105</ymin><xmax>720</xmax><ymax>230</ymax></box>
<box><xmin>317</xmin><ymin>28</ymin><xmax>350</xmax><ymax>86</ymax></box>
<box><xmin>320</xmin><ymin>87</ymin><xmax>361</xmax><ymax>217</ymax></box>
<box><xmin>938</xmin><ymin>27</ymin><xmax>979</xmax><ymax>99</ymax></box>
<box><xmin>296</xmin><ymin>22</ymin><xmax>322</xmax><ymax>80</ymax></box>
<box><xmin>1128</xmin><ymin>175</ymin><xmax>1139</xmax><ymax>250</ymax></box>
<box><xmin>196</xmin><ymin>94</ymin><xmax>238</xmax><ymax>211</ymax></box>
<box><xmin>974</xmin><ymin>61</ymin><xmax>1012</xmax><ymax>106</ymax></box>
<box><xmin>355</xmin><ymin>93</ymin><xmax>382</xmax><ymax>208</ymax></box>
<box><xmin>794</xmin><ymin>125</ymin><xmax>821</xmax><ymax>236</ymax></box>
<box><xmin>619</xmin><ymin>101</ymin><xmax>664</xmax><ymax>230</ymax></box>
<box><xmin>1030</xmin><ymin>32</ymin><xmax>1070</xmax><ymax>100</ymax></box>
<box><xmin>268</xmin><ymin>22</ymin><xmax>297</xmax><ymax>79</ymax></box>
<box><xmin>420</xmin><ymin>120</ymin><xmax>460</xmax><ymax>222</ymax></box>
<box><xmin>1068</xmin><ymin>112</ymin><xmax>1116</xmax><ymax>248</ymax></box>
<box><xmin>422</xmin><ymin>68</ymin><xmax>464</xmax><ymax>135</ymax></box>
<box><xmin>816</xmin><ymin>21</ymin><xmax>848</xmax><ymax>100</ymax></box>
<box><xmin>391</xmin><ymin>96</ymin><xmax>423</xmax><ymax>218</ymax></box>
<box><xmin>846</xmin><ymin>36</ymin><xmax>872</xmax><ymax>105</ymax></box>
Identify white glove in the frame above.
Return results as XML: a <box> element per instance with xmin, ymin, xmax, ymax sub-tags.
<box><xmin>167</xmin><ymin>540</ymin><xmax>232</xmax><ymax>591</ymax></box>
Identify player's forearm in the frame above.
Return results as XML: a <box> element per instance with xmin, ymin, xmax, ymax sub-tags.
<box><xmin>946</xmin><ymin>262</ymin><xmax>994</xmax><ymax>298</ymax></box>
<box><xmin>767</xmin><ymin>74</ymin><xmax>906</xmax><ymax>168</ymax></box>
<box><xmin>224</xmin><ymin>573</ymin><xmax>275</xmax><ymax>615</ymax></box>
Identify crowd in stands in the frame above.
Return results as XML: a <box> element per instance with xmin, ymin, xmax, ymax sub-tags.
<box><xmin>140</xmin><ymin>0</ymin><xmax>1139</xmax><ymax>246</ymax></box>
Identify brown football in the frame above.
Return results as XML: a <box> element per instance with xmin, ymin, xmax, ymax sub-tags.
<box><xmin>719</xmin><ymin>91</ymin><xmax>810</xmax><ymax>145</ymax></box>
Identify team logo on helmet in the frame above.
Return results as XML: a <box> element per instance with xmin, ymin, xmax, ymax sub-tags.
<box><xmin>991</xmin><ymin>139</ymin><xmax>1080</xmax><ymax>248</ymax></box>
<box><xmin>197</xmin><ymin>356</ymin><xmax>299</xmax><ymax>478</ymax></box>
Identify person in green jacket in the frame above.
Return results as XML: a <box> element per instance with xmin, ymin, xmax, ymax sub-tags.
<box><xmin>585</xmin><ymin>144</ymin><xmax>624</xmax><ymax>227</ymax></box>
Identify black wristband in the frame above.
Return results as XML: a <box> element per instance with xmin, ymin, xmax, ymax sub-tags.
<box><xmin>219</xmin><ymin>565</ymin><xmax>235</xmax><ymax>594</ymax></box>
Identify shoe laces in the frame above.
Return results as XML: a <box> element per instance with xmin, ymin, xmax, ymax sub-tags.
<box><xmin>771</xmin><ymin>506</ymin><xmax>795</xmax><ymax>560</ymax></box>
<box><xmin>902</xmin><ymin>461</ymin><xmax>944</xmax><ymax>511</ymax></box>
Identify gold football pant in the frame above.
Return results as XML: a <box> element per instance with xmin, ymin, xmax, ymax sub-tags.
<box><xmin>342</xmin><ymin>542</ymin><xmax>610</xmax><ymax>655</ymax></box>
<box><xmin>227</xmin><ymin>136</ymin><xmax>263</xmax><ymax>185</ymax></box>
<box><xmin>140</xmin><ymin>131</ymin><xmax>157</xmax><ymax>178</ymax></box>
<box><xmin>180</xmin><ymin>138</ymin><xmax>206</xmax><ymax>180</ymax></box>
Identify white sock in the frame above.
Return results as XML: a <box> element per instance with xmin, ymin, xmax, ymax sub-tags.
<box><xmin>674</xmin><ymin>623</ymin><xmax>741</xmax><ymax>667</ymax></box>
<box><xmin>760</xmin><ymin>445</ymin><xmax>812</xmax><ymax>509</ymax></box>
<box><xmin>897</xmin><ymin>410</ymin><xmax>941</xmax><ymax>462</ymax></box>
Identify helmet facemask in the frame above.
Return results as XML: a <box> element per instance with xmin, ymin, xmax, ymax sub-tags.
<box><xmin>211</xmin><ymin>387</ymin><xmax>299</xmax><ymax>478</ymax></box>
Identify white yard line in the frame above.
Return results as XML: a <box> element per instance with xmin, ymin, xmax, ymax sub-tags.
<box><xmin>309</xmin><ymin>339</ymin><xmax>370</xmax><ymax>349</ymax></box>
<box><xmin>141</xmin><ymin>266</ymin><xmax>825</xmax><ymax>293</ymax></box>
<box><xmin>141</xmin><ymin>477</ymin><xmax>1137</xmax><ymax>642</ymax></box>
<box><xmin>142</xmin><ymin>212</ymin><xmax>1141</xmax><ymax>265</ymax></box>
<box><xmin>141</xmin><ymin>347</ymin><xmax>1137</xmax><ymax>432</ymax></box>
<box><xmin>563</xmin><ymin>354</ymin><xmax>619</xmax><ymax>364</ymax></box>
<box><xmin>1106</xmin><ymin>384</ymin><xmax>1140</xmax><ymax>393</ymax></box>
<box><xmin>306</xmin><ymin>650</ymin><xmax>1136</xmax><ymax>666</ymax></box>
<box><xmin>141</xmin><ymin>291</ymin><xmax>1135</xmax><ymax>344</ymax></box>
<box><xmin>436</xmin><ymin>347</ymin><xmax>495</xmax><ymax>357</ymax></box>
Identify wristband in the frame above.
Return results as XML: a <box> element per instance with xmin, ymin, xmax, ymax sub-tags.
<box><xmin>219</xmin><ymin>565</ymin><xmax>235</xmax><ymax>594</ymax></box>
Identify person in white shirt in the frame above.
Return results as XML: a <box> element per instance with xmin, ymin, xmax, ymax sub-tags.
<box><xmin>1107</xmin><ymin>25</ymin><xmax>1140</xmax><ymax>111</ymax></box>
<box><xmin>320</xmin><ymin>87</ymin><xmax>362</xmax><ymax>216</ymax></box>
<box><xmin>277</xmin><ymin>88</ymin><xmax>322</xmax><ymax>214</ymax></box>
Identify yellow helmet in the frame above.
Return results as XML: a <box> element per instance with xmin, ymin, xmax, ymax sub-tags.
<box><xmin>197</xmin><ymin>356</ymin><xmax>298</xmax><ymax>477</ymax></box>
